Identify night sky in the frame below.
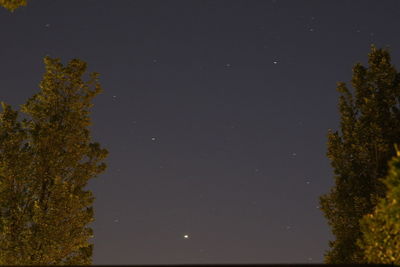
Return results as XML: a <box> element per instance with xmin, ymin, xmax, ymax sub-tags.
<box><xmin>1</xmin><ymin>0</ymin><xmax>400</xmax><ymax>264</ymax></box>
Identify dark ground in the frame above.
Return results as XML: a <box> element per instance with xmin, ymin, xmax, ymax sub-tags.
<box><xmin>22</xmin><ymin>264</ymin><xmax>399</xmax><ymax>267</ymax></box>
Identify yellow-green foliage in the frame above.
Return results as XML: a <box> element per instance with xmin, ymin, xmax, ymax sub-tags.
<box><xmin>0</xmin><ymin>0</ymin><xmax>27</xmax><ymax>11</ymax></box>
<box><xmin>357</xmin><ymin>147</ymin><xmax>400</xmax><ymax>264</ymax></box>
<box><xmin>0</xmin><ymin>57</ymin><xmax>108</xmax><ymax>265</ymax></box>
<box><xmin>319</xmin><ymin>46</ymin><xmax>400</xmax><ymax>264</ymax></box>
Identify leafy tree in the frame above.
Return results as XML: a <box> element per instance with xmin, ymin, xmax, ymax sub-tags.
<box><xmin>319</xmin><ymin>46</ymin><xmax>400</xmax><ymax>263</ymax></box>
<box><xmin>0</xmin><ymin>103</ymin><xmax>33</xmax><ymax>265</ymax></box>
<box><xmin>0</xmin><ymin>57</ymin><xmax>108</xmax><ymax>265</ymax></box>
<box><xmin>357</xmin><ymin>145</ymin><xmax>400</xmax><ymax>264</ymax></box>
<box><xmin>0</xmin><ymin>0</ymin><xmax>27</xmax><ymax>11</ymax></box>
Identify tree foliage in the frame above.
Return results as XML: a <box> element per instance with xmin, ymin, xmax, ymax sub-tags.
<box><xmin>357</xmin><ymin>146</ymin><xmax>400</xmax><ymax>264</ymax></box>
<box><xmin>0</xmin><ymin>0</ymin><xmax>27</xmax><ymax>11</ymax></box>
<box><xmin>0</xmin><ymin>57</ymin><xmax>108</xmax><ymax>265</ymax></box>
<box><xmin>319</xmin><ymin>46</ymin><xmax>400</xmax><ymax>263</ymax></box>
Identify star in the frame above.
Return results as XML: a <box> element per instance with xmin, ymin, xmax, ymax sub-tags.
<box><xmin>273</xmin><ymin>61</ymin><xmax>278</xmax><ymax>64</ymax></box>
<box><xmin>151</xmin><ymin>137</ymin><xmax>157</xmax><ymax>141</ymax></box>
<box><xmin>183</xmin><ymin>234</ymin><xmax>189</xmax><ymax>239</ymax></box>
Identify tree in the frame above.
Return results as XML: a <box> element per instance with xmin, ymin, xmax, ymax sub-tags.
<box><xmin>319</xmin><ymin>46</ymin><xmax>400</xmax><ymax>263</ymax></box>
<box><xmin>357</xmin><ymin>145</ymin><xmax>400</xmax><ymax>264</ymax></box>
<box><xmin>0</xmin><ymin>103</ymin><xmax>34</xmax><ymax>265</ymax></box>
<box><xmin>0</xmin><ymin>0</ymin><xmax>28</xmax><ymax>11</ymax></box>
<box><xmin>0</xmin><ymin>56</ymin><xmax>108</xmax><ymax>265</ymax></box>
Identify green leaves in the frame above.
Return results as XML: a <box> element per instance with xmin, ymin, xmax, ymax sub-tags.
<box><xmin>357</xmin><ymin>147</ymin><xmax>400</xmax><ymax>264</ymax></box>
<box><xmin>0</xmin><ymin>57</ymin><xmax>108</xmax><ymax>265</ymax></box>
<box><xmin>0</xmin><ymin>0</ymin><xmax>27</xmax><ymax>11</ymax></box>
<box><xmin>319</xmin><ymin>46</ymin><xmax>400</xmax><ymax>263</ymax></box>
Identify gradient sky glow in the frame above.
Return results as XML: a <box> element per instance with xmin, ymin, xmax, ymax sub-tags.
<box><xmin>1</xmin><ymin>0</ymin><xmax>400</xmax><ymax>264</ymax></box>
